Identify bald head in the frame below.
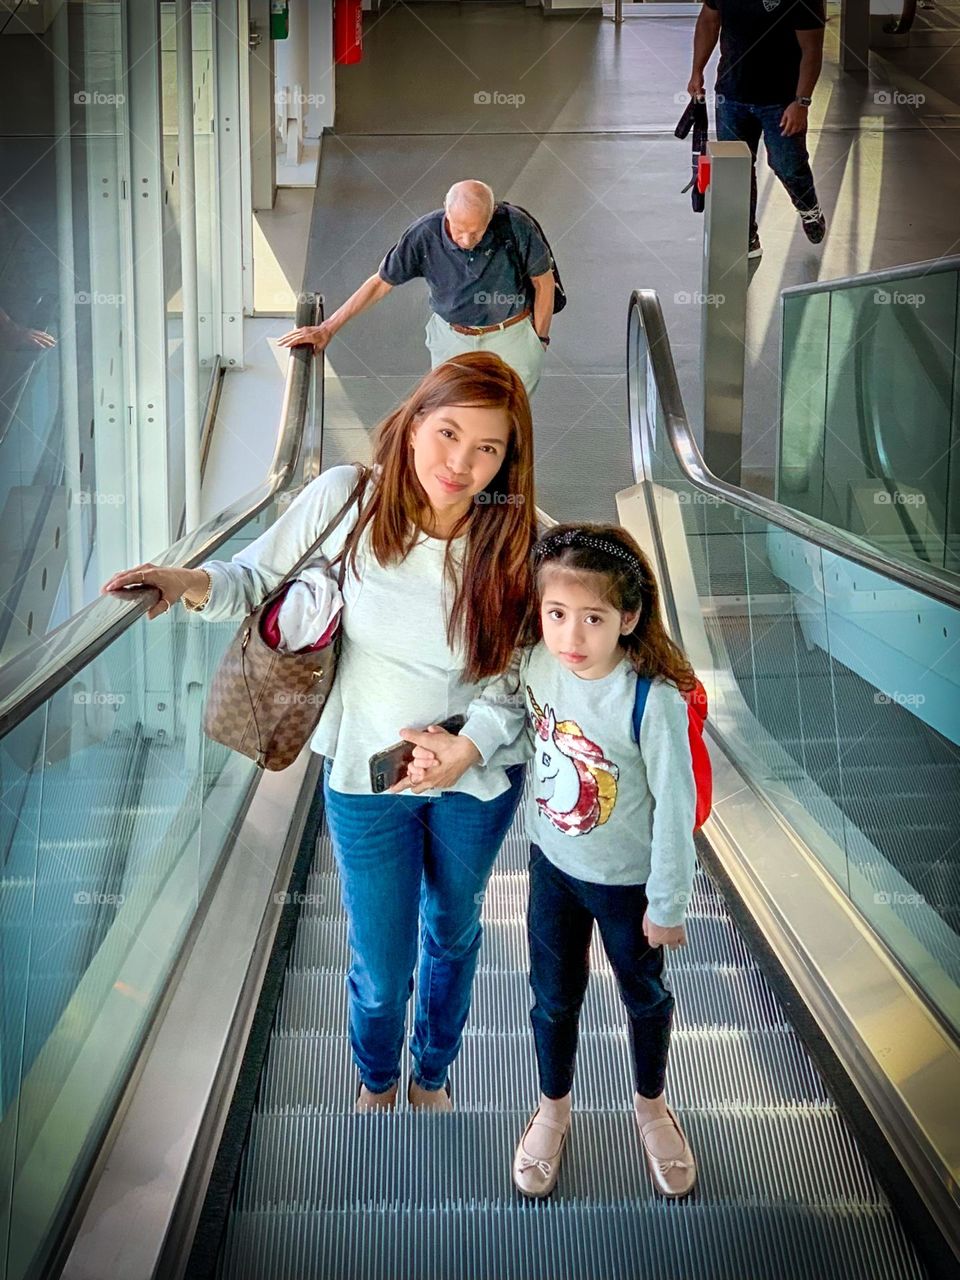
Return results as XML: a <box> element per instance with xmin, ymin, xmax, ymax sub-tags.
<box><xmin>443</xmin><ymin>180</ymin><xmax>496</xmax><ymax>250</ymax></box>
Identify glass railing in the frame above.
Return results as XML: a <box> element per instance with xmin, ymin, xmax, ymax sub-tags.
<box><xmin>0</xmin><ymin>296</ymin><xmax>322</xmax><ymax>1280</ymax></box>
<box><xmin>778</xmin><ymin>256</ymin><xmax>960</xmax><ymax>578</ymax></box>
<box><xmin>630</xmin><ymin>289</ymin><xmax>960</xmax><ymax>1039</ymax></box>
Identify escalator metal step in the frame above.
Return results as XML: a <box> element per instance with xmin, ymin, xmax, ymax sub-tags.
<box><xmin>219</xmin><ymin>1199</ymin><xmax>922</xmax><ymax>1280</ymax></box>
<box><xmin>258</xmin><ymin>1025</ymin><xmax>832</xmax><ymax>1113</ymax></box>
<box><xmin>217</xmin><ymin>816</ymin><xmax>929</xmax><ymax>1280</ymax></box>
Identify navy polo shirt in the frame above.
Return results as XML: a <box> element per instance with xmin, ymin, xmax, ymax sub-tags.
<box><xmin>378</xmin><ymin>204</ymin><xmax>551</xmax><ymax>326</ymax></box>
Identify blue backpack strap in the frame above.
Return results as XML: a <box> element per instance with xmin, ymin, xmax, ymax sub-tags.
<box><xmin>632</xmin><ymin>676</ymin><xmax>652</xmax><ymax>744</ymax></box>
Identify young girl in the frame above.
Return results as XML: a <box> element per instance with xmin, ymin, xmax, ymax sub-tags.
<box><xmin>512</xmin><ymin>523</ymin><xmax>699</xmax><ymax>1199</ymax></box>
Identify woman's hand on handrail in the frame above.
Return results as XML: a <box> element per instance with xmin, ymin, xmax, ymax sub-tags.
<box><xmin>388</xmin><ymin>725</ymin><xmax>481</xmax><ymax>795</ymax></box>
<box><xmin>100</xmin><ymin>564</ymin><xmax>209</xmax><ymax>620</ymax></box>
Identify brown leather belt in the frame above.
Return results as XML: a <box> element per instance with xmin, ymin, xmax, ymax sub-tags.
<box><xmin>449</xmin><ymin>307</ymin><xmax>531</xmax><ymax>336</ymax></box>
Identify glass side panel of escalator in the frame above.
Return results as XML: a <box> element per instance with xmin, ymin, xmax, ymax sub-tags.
<box><xmin>637</xmin><ymin>326</ymin><xmax>960</xmax><ymax>1039</ymax></box>
<box><xmin>0</xmin><ymin>499</ymin><xmax>279</xmax><ymax>1280</ymax></box>
<box><xmin>778</xmin><ymin>264</ymin><xmax>960</xmax><ymax>577</ymax></box>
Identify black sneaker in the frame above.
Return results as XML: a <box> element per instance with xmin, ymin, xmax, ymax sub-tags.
<box><xmin>800</xmin><ymin>204</ymin><xmax>826</xmax><ymax>244</ymax></box>
<box><xmin>747</xmin><ymin>232</ymin><xmax>763</xmax><ymax>259</ymax></box>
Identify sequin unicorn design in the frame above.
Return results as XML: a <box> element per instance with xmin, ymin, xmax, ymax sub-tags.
<box><xmin>526</xmin><ymin>685</ymin><xmax>619</xmax><ymax>836</ymax></box>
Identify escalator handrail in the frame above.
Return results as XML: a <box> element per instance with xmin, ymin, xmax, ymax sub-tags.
<box><xmin>0</xmin><ymin>294</ymin><xmax>324</xmax><ymax>739</ymax></box>
<box><xmin>627</xmin><ymin>288</ymin><xmax>960</xmax><ymax>610</ymax></box>
<box><xmin>779</xmin><ymin>253</ymin><xmax>960</xmax><ymax>299</ymax></box>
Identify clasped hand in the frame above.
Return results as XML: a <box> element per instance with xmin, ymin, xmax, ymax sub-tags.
<box><xmin>386</xmin><ymin>725</ymin><xmax>481</xmax><ymax>795</ymax></box>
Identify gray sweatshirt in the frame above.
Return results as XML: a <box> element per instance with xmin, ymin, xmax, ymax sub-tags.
<box><xmin>520</xmin><ymin>642</ymin><xmax>696</xmax><ymax>927</ymax></box>
<box><xmin>194</xmin><ymin>465</ymin><xmax>529</xmax><ymax>798</ymax></box>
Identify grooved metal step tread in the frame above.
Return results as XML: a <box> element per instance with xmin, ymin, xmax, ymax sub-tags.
<box><xmin>257</xmin><ymin>1023</ymin><xmax>831</xmax><ymax>1112</ymax></box>
<box><xmin>290</xmin><ymin>916</ymin><xmax>756</xmax><ymax>973</ymax></box>
<box><xmin>276</xmin><ymin>966</ymin><xmax>791</xmax><ymax>1035</ymax></box>
<box><xmin>218</xmin><ymin>1201</ymin><xmax>924</xmax><ymax>1280</ymax></box>
<box><xmin>217</xmin><ymin>812</ymin><xmax>928</xmax><ymax>1280</ymax></box>
<box><xmin>232</xmin><ymin>1110</ymin><xmax>881</xmax><ymax>1210</ymax></box>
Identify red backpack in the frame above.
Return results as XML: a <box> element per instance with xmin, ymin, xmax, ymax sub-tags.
<box><xmin>632</xmin><ymin>676</ymin><xmax>712</xmax><ymax>832</ymax></box>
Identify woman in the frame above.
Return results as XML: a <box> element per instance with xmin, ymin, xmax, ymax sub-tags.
<box><xmin>101</xmin><ymin>353</ymin><xmax>537</xmax><ymax>1113</ymax></box>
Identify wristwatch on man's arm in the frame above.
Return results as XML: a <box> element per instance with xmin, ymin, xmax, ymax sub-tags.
<box><xmin>795</xmin><ymin>95</ymin><xmax>813</xmax><ymax>107</ymax></box>
<box><xmin>538</xmin><ymin>334</ymin><xmax>550</xmax><ymax>347</ymax></box>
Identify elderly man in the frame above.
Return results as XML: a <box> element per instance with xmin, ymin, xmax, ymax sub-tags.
<box><xmin>278</xmin><ymin>180</ymin><xmax>555</xmax><ymax>397</ymax></box>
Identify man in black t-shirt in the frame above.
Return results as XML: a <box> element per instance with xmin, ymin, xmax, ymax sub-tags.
<box><xmin>689</xmin><ymin>0</ymin><xmax>826</xmax><ymax>259</ymax></box>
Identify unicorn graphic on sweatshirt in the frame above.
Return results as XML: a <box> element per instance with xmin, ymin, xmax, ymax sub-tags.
<box><xmin>526</xmin><ymin>685</ymin><xmax>619</xmax><ymax>836</ymax></box>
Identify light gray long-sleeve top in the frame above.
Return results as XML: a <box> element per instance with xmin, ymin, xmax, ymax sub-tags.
<box><xmin>193</xmin><ymin>464</ymin><xmax>530</xmax><ymax>797</ymax></box>
<box><xmin>521</xmin><ymin>642</ymin><xmax>697</xmax><ymax>927</ymax></box>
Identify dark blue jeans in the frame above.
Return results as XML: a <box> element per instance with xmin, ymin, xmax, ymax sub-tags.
<box><xmin>716</xmin><ymin>97</ymin><xmax>819</xmax><ymax>237</ymax></box>
<box><xmin>322</xmin><ymin>759</ymin><xmax>525</xmax><ymax>1093</ymax></box>
<box><xmin>527</xmin><ymin>843</ymin><xmax>675</xmax><ymax>1100</ymax></box>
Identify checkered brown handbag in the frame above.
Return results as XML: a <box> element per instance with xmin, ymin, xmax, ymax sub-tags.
<box><xmin>202</xmin><ymin>466</ymin><xmax>369</xmax><ymax>770</ymax></box>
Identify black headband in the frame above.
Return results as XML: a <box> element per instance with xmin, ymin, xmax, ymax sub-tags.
<box><xmin>534</xmin><ymin>528</ymin><xmax>646</xmax><ymax>582</ymax></box>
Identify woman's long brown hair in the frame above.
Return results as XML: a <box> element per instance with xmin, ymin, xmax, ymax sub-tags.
<box><xmin>341</xmin><ymin>352</ymin><xmax>537</xmax><ymax>681</ymax></box>
<box><xmin>534</xmin><ymin>523</ymin><xmax>696</xmax><ymax>692</ymax></box>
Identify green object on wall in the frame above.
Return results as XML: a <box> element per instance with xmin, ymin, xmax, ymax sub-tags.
<box><xmin>270</xmin><ymin>0</ymin><xmax>289</xmax><ymax>39</ymax></box>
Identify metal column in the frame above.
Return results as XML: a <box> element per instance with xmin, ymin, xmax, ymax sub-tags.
<box><xmin>701</xmin><ymin>140</ymin><xmax>751</xmax><ymax>487</ymax></box>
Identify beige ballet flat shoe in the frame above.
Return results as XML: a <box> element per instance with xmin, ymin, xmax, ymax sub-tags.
<box><xmin>512</xmin><ymin>1108</ymin><xmax>570</xmax><ymax>1199</ymax></box>
<box><xmin>635</xmin><ymin>1102</ymin><xmax>697</xmax><ymax>1197</ymax></box>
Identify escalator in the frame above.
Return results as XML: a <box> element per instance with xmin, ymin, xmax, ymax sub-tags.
<box><xmin>1</xmin><ymin>292</ymin><xmax>958</xmax><ymax>1280</ymax></box>
<box><xmin>205</xmin><ymin>301</ymin><xmax>959</xmax><ymax>1277</ymax></box>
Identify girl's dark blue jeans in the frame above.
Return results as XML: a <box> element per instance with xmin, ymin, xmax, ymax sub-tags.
<box><xmin>527</xmin><ymin>843</ymin><xmax>675</xmax><ymax>1100</ymax></box>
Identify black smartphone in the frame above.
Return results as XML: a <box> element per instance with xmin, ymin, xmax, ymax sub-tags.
<box><xmin>368</xmin><ymin>714</ymin><xmax>466</xmax><ymax>793</ymax></box>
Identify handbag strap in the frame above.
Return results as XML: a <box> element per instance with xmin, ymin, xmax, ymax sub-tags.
<box><xmin>274</xmin><ymin>464</ymin><xmax>370</xmax><ymax>593</ymax></box>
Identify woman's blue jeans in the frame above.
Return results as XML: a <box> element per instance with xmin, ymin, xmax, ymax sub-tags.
<box><xmin>322</xmin><ymin>759</ymin><xmax>525</xmax><ymax>1094</ymax></box>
